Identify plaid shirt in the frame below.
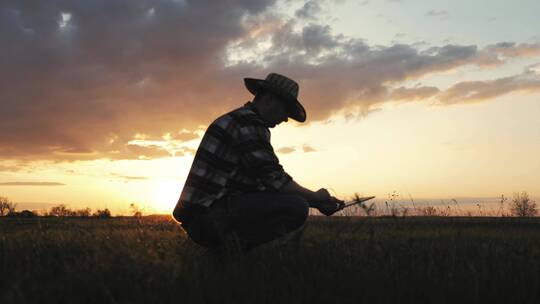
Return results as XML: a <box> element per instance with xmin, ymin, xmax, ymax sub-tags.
<box><xmin>177</xmin><ymin>102</ymin><xmax>292</xmax><ymax>209</ymax></box>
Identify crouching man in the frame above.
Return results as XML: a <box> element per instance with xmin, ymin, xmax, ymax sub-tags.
<box><xmin>173</xmin><ymin>73</ymin><xmax>344</xmax><ymax>252</ymax></box>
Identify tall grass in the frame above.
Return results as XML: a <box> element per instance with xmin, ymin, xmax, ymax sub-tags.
<box><xmin>2</xmin><ymin>216</ymin><xmax>540</xmax><ymax>303</ymax></box>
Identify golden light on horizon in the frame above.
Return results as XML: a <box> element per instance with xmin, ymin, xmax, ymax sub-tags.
<box><xmin>1</xmin><ymin>0</ymin><xmax>540</xmax><ymax>215</ymax></box>
<box><xmin>150</xmin><ymin>179</ymin><xmax>183</xmax><ymax>214</ymax></box>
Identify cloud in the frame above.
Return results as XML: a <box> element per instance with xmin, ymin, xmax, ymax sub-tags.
<box><xmin>2</xmin><ymin>1</ymin><xmax>540</xmax><ymax>164</ymax></box>
<box><xmin>169</xmin><ymin>130</ymin><xmax>200</xmax><ymax>142</ymax></box>
<box><xmin>485</xmin><ymin>42</ymin><xmax>540</xmax><ymax>59</ymax></box>
<box><xmin>110</xmin><ymin>173</ymin><xmax>149</xmax><ymax>181</ymax></box>
<box><xmin>277</xmin><ymin>145</ymin><xmax>317</xmax><ymax>154</ymax></box>
<box><xmin>472</xmin><ymin>43</ymin><xmax>540</xmax><ymax>66</ymax></box>
<box><xmin>277</xmin><ymin>146</ymin><xmax>296</xmax><ymax>154</ymax></box>
<box><xmin>295</xmin><ymin>0</ymin><xmax>322</xmax><ymax>20</ymax></box>
<box><xmin>426</xmin><ymin>10</ymin><xmax>449</xmax><ymax>18</ymax></box>
<box><xmin>0</xmin><ymin>0</ymin><xmax>277</xmax><ymax>163</ymax></box>
<box><xmin>389</xmin><ymin>86</ymin><xmax>440</xmax><ymax>101</ymax></box>
<box><xmin>437</xmin><ymin>70</ymin><xmax>540</xmax><ymax>104</ymax></box>
<box><xmin>0</xmin><ymin>182</ymin><xmax>65</xmax><ymax>186</ymax></box>
<box><xmin>302</xmin><ymin>145</ymin><xmax>317</xmax><ymax>152</ymax></box>
<box><xmin>0</xmin><ymin>164</ymin><xmax>25</xmax><ymax>172</ymax></box>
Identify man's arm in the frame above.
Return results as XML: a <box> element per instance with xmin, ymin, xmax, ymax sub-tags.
<box><xmin>235</xmin><ymin>123</ymin><xmax>292</xmax><ymax>191</ymax></box>
<box><xmin>280</xmin><ymin>180</ymin><xmax>331</xmax><ymax>208</ymax></box>
<box><xmin>233</xmin><ymin>120</ymin><xmax>342</xmax><ymax>215</ymax></box>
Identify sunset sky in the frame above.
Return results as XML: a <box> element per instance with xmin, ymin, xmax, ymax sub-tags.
<box><xmin>1</xmin><ymin>0</ymin><xmax>539</xmax><ymax>214</ymax></box>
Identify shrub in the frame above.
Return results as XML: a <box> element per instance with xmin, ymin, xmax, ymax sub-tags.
<box><xmin>93</xmin><ymin>208</ymin><xmax>111</xmax><ymax>218</ymax></box>
<box><xmin>510</xmin><ymin>191</ymin><xmax>537</xmax><ymax>217</ymax></box>
<box><xmin>49</xmin><ymin>204</ymin><xmax>72</xmax><ymax>217</ymax></box>
<box><xmin>75</xmin><ymin>208</ymin><xmax>92</xmax><ymax>217</ymax></box>
<box><xmin>8</xmin><ymin>210</ymin><xmax>37</xmax><ymax>218</ymax></box>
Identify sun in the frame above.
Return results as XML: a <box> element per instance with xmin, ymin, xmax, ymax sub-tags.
<box><xmin>150</xmin><ymin>180</ymin><xmax>183</xmax><ymax>214</ymax></box>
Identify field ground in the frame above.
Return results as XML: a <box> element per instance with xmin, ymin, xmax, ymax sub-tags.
<box><xmin>1</xmin><ymin>216</ymin><xmax>540</xmax><ymax>303</ymax></box>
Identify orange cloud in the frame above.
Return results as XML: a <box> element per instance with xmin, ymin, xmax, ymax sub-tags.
<box><xmin>389</xmin><ymin>86</ymin><xmax>440</xmax><ymax>102</ymax></box>
<box><xmin>1</xmin><ymin>1</ymin><xmax>539</xmax><ymax>165</ymax></box>
<box><xmin>0</xmin><ymin>182</ymin><xmax>65</xmax><ymax>186</ymax></box>
<box><xmin>277</xmin><ymin>147</ymin><xmax>296</xmax><ymax>154</ymax></box>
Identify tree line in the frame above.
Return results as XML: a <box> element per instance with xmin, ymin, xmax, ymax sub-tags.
<box><xmin>0</xmin><ymin>193</ymin><xmax>537</xmax><ymax>218</ymax></box>
<box><xmin>0</xmin><ymin>196</ymin><xmax>112</xmax><ymax>218</ymax></box>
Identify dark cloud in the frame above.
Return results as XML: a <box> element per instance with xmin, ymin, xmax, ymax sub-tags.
<box><xmin>295</xmin><ymin>0</ymin><xmax>322</xmax><ymax>20</ymax></box>
<box><xmin>0</xmin><ymin>182</ymin><xmax>65</xmax><ymax>186</ymax></box>
<box><xmin>0</xmin><ymin>0</ymin><xmax>277</xmax><ymax>162</ymax></box>
<box><xmin>1</xmin><ymin>0</ymin><xmax>539</xmax><ymax>164</ymax></box>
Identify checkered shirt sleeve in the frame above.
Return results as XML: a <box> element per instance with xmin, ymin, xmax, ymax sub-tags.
<box><xmin>234</xmin><ymin>123</ymin><xmax>292</xmax><ymax>191</ymax></box>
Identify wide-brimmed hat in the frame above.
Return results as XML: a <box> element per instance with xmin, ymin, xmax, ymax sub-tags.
<box><xmin>244</xmin><ymin>73</ymin><xmax>306</xmax><ymax>122</ymax></box>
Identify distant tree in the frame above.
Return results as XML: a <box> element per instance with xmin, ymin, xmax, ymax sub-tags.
<box><xmin>129</xmin><ymin>203</ymin><xmax>142</xmax><ymax>218</ymax></box>
<box><xmin>510</xmin><ymin>191</ymin><xmax>537</xmax><ymax>217</ymax></box>
<box><xmin>0</xmin><ymin>196</ymin><xmax>17</xmax><ymax>216</ymax></box>
<box><xmin>49</xmin><ymin>204</ymin><xmax>72</xmax><ymax>217</ymax></box>
<box><xmin>8</xmin><ymin>210</ymin><xmax>37</xmax><ymax>218</ymax></box>
<box><xmin>93</xmin><ymin>208</ymin><xmax>111</xmax><ymax>218</ymax></box>
<box><xmin>75</xmin><ymin>208</ymin><xmax>92</xmax><ymax>217</ymax></box>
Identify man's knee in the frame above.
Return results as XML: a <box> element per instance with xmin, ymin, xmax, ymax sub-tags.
<box><xmin>287</xmin><ymin>195</ymin><xmax>309</xmax><ymax>222</ymax></box>
<box><xmin>172</xmin><ymin>205</ymin><xmax>183</xmax><ymax>223</ymax></box>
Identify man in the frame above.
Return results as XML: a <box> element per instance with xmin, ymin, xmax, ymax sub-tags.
<box><xmin>173</xmin><ymin>73</ymin><xmax>344</xmax><ymax>252</ymax></box>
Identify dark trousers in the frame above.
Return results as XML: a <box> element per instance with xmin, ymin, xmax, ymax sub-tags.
<box><xmin>181</xmin><ymin>193</ymin><xmax>309</xmax><ymax>251</ymax></box>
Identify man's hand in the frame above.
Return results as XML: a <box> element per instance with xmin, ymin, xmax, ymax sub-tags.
<box><xmin>313</xmin><ymin>188</ymin><xmax>331</xmax><ymax>203</ymax></box>
<box><xmin>317</xmin><ymin>196</ymin><xmax>345</xmax><ymax>216</ymax></box>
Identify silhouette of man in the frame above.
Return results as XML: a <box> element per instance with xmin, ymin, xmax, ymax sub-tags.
<box><xmin>173</xmin><ymin>73</ymin><xmax>344</xmax><ymax>252</ymax></box>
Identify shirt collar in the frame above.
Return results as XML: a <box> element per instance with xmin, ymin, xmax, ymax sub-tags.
<box><xmin>243</xmin><ymin>101</ymin><xmax>262</xmax><ymax>117</ymax></box>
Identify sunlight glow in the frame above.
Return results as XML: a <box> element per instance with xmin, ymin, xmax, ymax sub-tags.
<box><xmin>150</xmin><ymin>180</ymin><xmax>182</xmax><ymax>214</ymax></box>
<box><xmin>59</xmin><ymin>12</ymin><xmax>72</xmax><ymax>29</ymax></box>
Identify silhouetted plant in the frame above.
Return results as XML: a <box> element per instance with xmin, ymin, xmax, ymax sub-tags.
<box><xmin>510</xmin><ymin>191</ymin><xmax>537</xmax><ymax>217</ymax></box>
<box><xmin>130</xmin><ymin>203</ymin><xmax>143</xmax><ymax>218</ymax></box>
<box><xmin>420</xmin><ymin>206</ymin><xmax>438</xmax><ymax>216</ymax></box>
<box><xmin>352</xmin><ymin>193</ymin><xmax>376</xmax><ymax>216</ymax></box>
<box><xmin>384</xmin><ymin>191</ymin><xmax>409</xmax><ymax>217</ymax></box>
<box><xmin>497</xmin><ymin>194</ymin><xmax>508</xmax><ymax>217</ymax></box>
<box><xmin>0</xmin><ymin>196</ymin><xmax>17</xmax><ymax>216</ymax></box>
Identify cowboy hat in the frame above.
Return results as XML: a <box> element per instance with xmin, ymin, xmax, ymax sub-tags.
<box><xmin>244</xmin><ymin>73</ymin><xmax>306</xmax><ymax>122</ymax></box>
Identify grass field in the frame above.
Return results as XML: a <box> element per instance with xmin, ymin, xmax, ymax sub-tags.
<box><xmin>2</xmin><ymin>216</ymin><xmax>540</xmax><ymax>303</ymax></box>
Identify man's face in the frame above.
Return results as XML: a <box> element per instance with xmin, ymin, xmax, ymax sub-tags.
<box><xmin>259</xmin><ymin>93</ymin><xmax>289</xmax><ymax>128</ymax></box>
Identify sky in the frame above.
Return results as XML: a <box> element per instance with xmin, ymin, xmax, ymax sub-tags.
<box><xmin>1</xmin><ymin>0</ymin><xmax>539</xmax><ymax>215</ymax></box>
